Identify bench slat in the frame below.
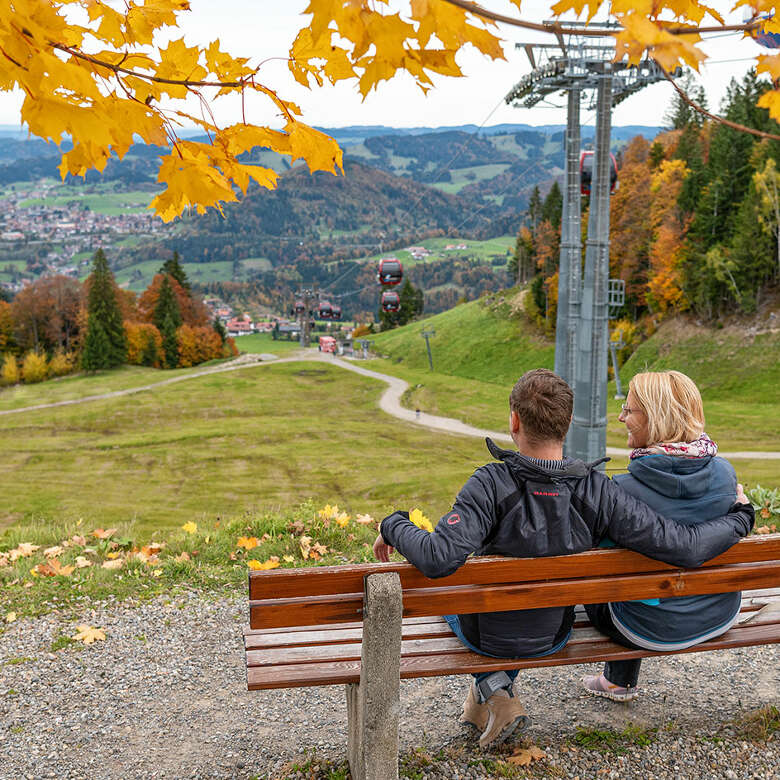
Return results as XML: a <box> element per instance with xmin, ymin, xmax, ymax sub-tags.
<box><xmin>246</xmin><ymin>622</ymin><xmax>780</xmax><ymax>689</ymax></box>
<box><xmin>249</xmin><ymin>560</ymin><xmax>780</xmax><ymax>629</ymax></box>
<box><xmin>248</xmin><ymin>535</ymin><xmax>780</xmax><ymax>600</ymax></box>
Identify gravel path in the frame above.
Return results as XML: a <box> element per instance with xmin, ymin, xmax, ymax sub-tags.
<box><xmin>1</xmin><ymin>591</ymin><xmax>778</xmax><ymax>779</ymax></box>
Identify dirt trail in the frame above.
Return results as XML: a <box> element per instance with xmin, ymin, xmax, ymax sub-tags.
<box><xmin>3</xmin><ymin>350</ymin><xmax>778</xmax><ymax>460</ymax></box>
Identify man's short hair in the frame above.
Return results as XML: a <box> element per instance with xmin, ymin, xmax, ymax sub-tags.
<box><xmin>509</xmin><ymin>369</ymin><xmax>573</xmax><ymax>443</ymax></box>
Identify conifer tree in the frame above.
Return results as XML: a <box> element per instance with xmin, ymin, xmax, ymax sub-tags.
<box><xmin>82</xmin><ymin>249</ymin><xmax>126</xmax><ymax>371</ymax></box>
<box><xmin>160</xmin><ymin>251</ymin><xmax>190</xmax><ymax>293</ymax></box>
<box><xmin>527</xmin><ymin>186</ymin><xmax>542</xmax><ymax>228</ymax></box>
<box><xmin>213</xmin><ymin>316</ymin><xmax>227</xmax><ymax>345</ymax></box>
<box><xmin>154</xmin><ymin>276</ymin><xmax>182</xmax><ymax>368</ymax></box>
<box><xmin>541</xmin><ymin>181</ymin><xmax>563</xmax><ymax>231</ymax></box>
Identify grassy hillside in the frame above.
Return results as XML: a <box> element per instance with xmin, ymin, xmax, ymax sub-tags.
<box><xmin>363</xmin><ymin>293</ymin><xmax>780</xmax><ymax>456</ymax></box>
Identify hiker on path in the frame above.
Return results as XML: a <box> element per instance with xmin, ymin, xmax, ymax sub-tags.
<box><xmin>373</xmin><ymin>369</ymin><xmax>754</xmax><ymax>750</ymax></box>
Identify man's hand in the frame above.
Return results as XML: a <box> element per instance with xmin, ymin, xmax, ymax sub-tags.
<box><xmin>373</xmin><ymin>533</ymin><xmax>394</xmax><ymax>562</ymax></box>
<box><xmin>736</xmin><ymin>483</ymin><xmax>749</xmax><ymax>505</ymax></box>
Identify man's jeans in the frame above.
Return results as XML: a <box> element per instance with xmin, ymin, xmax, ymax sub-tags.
<box><xmin>444</xmin><ymin>614</ymin><xmax>571</xmax><ymax>690</ymax></box>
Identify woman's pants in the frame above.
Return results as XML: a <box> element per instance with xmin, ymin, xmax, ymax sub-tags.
<box><xmin>584</xmin><ymin>603</ymin><xmax>643</xmax><ymax>688</ymax></box>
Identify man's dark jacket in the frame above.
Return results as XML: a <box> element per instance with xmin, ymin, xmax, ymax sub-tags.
<box><xmin>380</xmin><ymin>439</ymin><xmax>755</xmax><ymax>658</ymax></box>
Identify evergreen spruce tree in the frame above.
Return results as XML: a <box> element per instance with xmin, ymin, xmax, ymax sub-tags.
<box><xmin>527</xmin><ymin>186</ymin><xmax>542</xmax><ymax>228</ymax></box>
<box><xmin>213</xmin><ymin>316</ymin><xmax>227</xmax><ymax>344</ymax></box>
<box><xmin>154</xmin><ymin>276</ymin><xmax>182</xmax><ymax>368</ymax></box>
<box><xmin>82</xmin><ymin>249</ymin><xmax>126</xmax><ymax>371</ymax></box>
<box><xmin>160</xmin><ymin>251</ymin><xmax>190</xmax><ymax>293</ymax></box>
<box><xmin>541</xmin><ymin>181</ymin><xmax>563</xmax><ymax>231</ymax></box>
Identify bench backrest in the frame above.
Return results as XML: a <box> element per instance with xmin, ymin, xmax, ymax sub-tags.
<box><xmin>248</xmin><ymin>533</ymin><xmax>780</xmax><ymax>630</ymax></box>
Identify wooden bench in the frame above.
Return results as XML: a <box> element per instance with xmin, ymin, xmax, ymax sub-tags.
<box><xmin>245</xmin><ymin>534</ymin><xmax>780</xmax><ymax>780</ymax></box>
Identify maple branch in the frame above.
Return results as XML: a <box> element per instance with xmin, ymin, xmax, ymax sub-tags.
<box><xmin>53</xmin><ymin>44</ymin><xmax>255</xmax><ymax>89</ymax></box>
<box><xmin>657</xmin><ymin>62</ymin><xmax>780</xmax><ymax>142</ymax></box>
<box><xmin>439</xmin><ymin>0</ymin><xmax>761</xmax><ymax>37</ymax></box>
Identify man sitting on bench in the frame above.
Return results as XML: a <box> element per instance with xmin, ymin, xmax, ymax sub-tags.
<box><xmin>373</xmin><ymin>369</ymin><xmax>754</xmax><ymax>750</ymax></box>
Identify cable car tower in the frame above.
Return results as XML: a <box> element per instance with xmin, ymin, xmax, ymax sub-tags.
<box><xmin>506</xmin><ymin>23</ymin><xmax>671</xmax><ymax>463</ymax></box>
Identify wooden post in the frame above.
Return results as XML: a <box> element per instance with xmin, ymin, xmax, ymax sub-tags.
<box><xmin>346</xmin><ymin>571</ymin><xmax>402</xmax><ymax>780</ymax></box>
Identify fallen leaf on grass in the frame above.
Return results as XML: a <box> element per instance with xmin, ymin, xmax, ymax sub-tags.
<box><xmin>92</xmin><ymin>528</ymin><xmax>117</xmax><ymax>539</ymax></box>
<box><xmin>282</xmin><ymin>555</ymin><xmax>295</xmax><ymax>563</ymax></box>
<box><xmin>74</xmin><ymin>556</ymin><xmax>92</xmax><ymax>569</ymax></box>
<box><xmin>9</xmin><ymin>543</ymin><xmax>40</xmax><ymax>561</ymax></box>
<box><xmin>355</xmin><ymin>514</ymin><xmax>374</xmax><ymax>525</ymax></box>
<box><xmin>237</xmin><ymin>536</ymin><xmax>259</xmax><ymax>550</ymax></box>
<box><xmin>101</xmin><ymin>559</ymin><xmax>124</xmax><ymax>570</ymax></box>
<box><xmin>181</xmin><ymin>522</ymin><xmax>197</xmax><ymax>535</ymax></box>
<box><xmin>73</xmin><ymin>625</ymin><xmax>106</xmax><ymax>645</ymax></box>
<box><xmin>247</xmin><ymin>557</ymin><xmax>280</xmax><ymax>570</ymax></box>
<box><xmin>318</xmin><ymin>504</ymin><xmax>339</xmax><ymax>521</ymax></box>
<box><xmin>43</xmin><ymin>545</ymin><xmax>64</xmax><ymax>558</ymax></box>
<box><xmin>32</xmin><ymin>559</ymin><xmax>75</xmax><ymax>577</ymax></box>
<box><xmin>70</xmin><ymin>535</ymin><xmax>87</xmax><ymax>546</ymax></box>
<box><xmin>106</xmin><ymin>551</ymin><xmax>121</xmax><ymax>560</ymax></box>
<box><xmin>409</xmin><ymin>508</ymin><xmax>433</xmax><ymax>533</ymax></box>
<box><xmin>756</xmin><ymin>525</ymin><xmax>772</xmax><ymax>534</ymax></box>
<box><xmin>141</xmin><ymin>543</ymin><xmax>165</xmax><ymax>556</ymax></box>
<box><xmin>288</xmin><ymin>519</ymin><xmax>305</xmax><ymax>536</ymax></box>
<box><xmin>0</xmin><ymin>553</ymin><xmax>9</xmax><ymax>568</ymax></box>
<box><xmin>507</xmin><ymin>746</ymin><xmax>546</xmax><ymax>766</ymax></box>
<box><xmin>174</xmin><ymin>552</ymin><xmax>190</xmax><ymax>562</ymax></box>
<box><xmin>299</xmin><ymin>535</ymin><xmax>312</xmax><ymax>559</ymax></box>
<box><xmin>334</xmin><ymin>513</ymin><xmax>350</xmax><ymax>528</ymax></box>
<box><xmin>5</xmin><ymin>611</ymin><xmax>16</xmax><ymax>623</ymax></box>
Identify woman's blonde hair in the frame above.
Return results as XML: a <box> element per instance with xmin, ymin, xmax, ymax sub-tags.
<box><xmin>628</xmin><ymin>370</ymin><xmax>705</xmax><ymax>445</ymax></box>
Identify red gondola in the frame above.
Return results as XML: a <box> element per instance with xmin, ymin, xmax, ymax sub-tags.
<box><xmin>580</xmin><ymin>151</ymin><xmax>618</xmax><ymax>196</ymax></box>
<box><xmin>294</xmin><ymin>299</ymin><xmax>305</xmax><ymax>314</ymax></box>
<box><xmin>381</xmin><ymin>291</ymin><xmax>400</xmax><ymax>313</ymax></box>
<box><xmin>330</xmin><ymin>304</ymin><xmax>342</xmax><ymax>321</ymax></box>
<box><xmin>318</xmin><ymin>300</ymin><xmax>332</xmax><ymax>319</ymax></box>
<box><xmin>377</xmin><ymin>257</ymin><xmax>403</xmax><ymax>286</ymax></box>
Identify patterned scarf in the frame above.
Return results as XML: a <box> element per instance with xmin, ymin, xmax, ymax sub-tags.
<box><xmin>630</xmin><ymin>432</ymin><xmax>718</xmax><ymax>460</ymax></box>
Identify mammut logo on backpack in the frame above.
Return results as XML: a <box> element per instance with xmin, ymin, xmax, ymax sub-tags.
<box><xmin>532</xmin><ymin>490</ymin><xmax>560</xmax><ymax>497</ymax></box>
<box><xmin>447</xmin><ymin>513</ymin><xmax>461</xmax><ymax>525</ymax></box>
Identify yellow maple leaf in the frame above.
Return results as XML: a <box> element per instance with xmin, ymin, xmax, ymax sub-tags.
<box><xmin>247</xmin><ymin>558</ymin><xmax>281</xmax><ymax>570</ymax></box>
<box><xmin>282</xmin><ymin>555</ymin><xmax>295</xmax><ymax>563</ymax></box>
<box><xmin>5</xmin><ymin>611</ymin><xmax>17</xmax><ymax>623</ymax></box>
<box><xmin>409</xmin><ymin>508</ymin><xmax>434</xmax><ymax>533</ymax></box>
<box><xmin>237</xmin><ymin>536</ymin><xmax>259</xmax><ymax>550</ymax></box>
<box><xmin>335</xmin><ymin>512</ymin><xmax>350</xmax><ymax>528</ymax></box>
<box><xmin>181</xmin><ymin>521</ymin><xmax>198</xmax><ymax>535</ymax></box>
<box><xmin>33</xmin><ymin>559</ymin><xmax>75</xmax><ymax>577</ymax></box>
<box><xmin>299</xmin><ymin>535</ymin><xmax>313</xmax><ymax>559</ymax></box>
<box><xmin>73</xmin><ymin>625</ymin><xmax>106</xmax><ymax>645</ymax></box>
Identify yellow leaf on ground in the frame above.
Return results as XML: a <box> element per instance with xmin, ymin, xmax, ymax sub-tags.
<box><xmin>335</xmin><ymin>512</ymin><xmax>350</xmax><ymax>528</ymax></box>
<box><xmin>92</xmin><ymin>528</ymin><xmax>117</xmax><ymax>539</ymax></box>
<box><xmin>102</xmin><ymin>559</ymin><xmax>124</xmax><ymax>570</ymax></box>
<box><xmin>5</xmin><ymin>611</ymin><xmax>16</xmax><ymax>623</ymax></box>
<box><xmin>73</xmin><ymin>625</ymin><xmax>106</xmax><ymax>645</ymax></box>
<box><xmin>141</xmin><ymin>543</ymin><xmax>165</xmax><ymax>556</ymax></box>
<box><xmin>106</xmin><ymin>551</ymin><xmax>121</xmax><ymax>560</ymax></box>
<box><xmin>181</xmin><ymin>521</ymin><xmax>198</xmax><ymax>534</ymax></box>
<box><xmin>299</xmin><ymin>535</ymin><xmax>312</xmax><ymax>559</ymax></box>
<box><xmin>247</xmin><ymin>558</ymin><xmax>281</xmax><ymax>570</ymax></box>
<box><xmin>282</xmin><ymin>555</ymin><xmax>295</xmax><ymax>563</ymax></box>
<box><xmin>236</xmin><ymin>536</ymin><xmax>260</xmax><ymax>550</ymax></box>
<box><xmin>409</xmin><ymin>508</ymin><xmax>434</xmax><ymax>533</ymax></box>
<box><xmin>75</xmin><ymin>556</ymin><xmax>92</xmax><ymax>568</ymax></box>
<box><xmin>9</xmin><ymin>543</ymin><xmax>40</xmax><ymax>561</ymax></box>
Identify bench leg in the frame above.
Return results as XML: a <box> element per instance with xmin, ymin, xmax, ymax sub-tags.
<box><xmin>346</xmin><ymin>572</ymin><xmax>402</xmax><ymax>780</ymax></box>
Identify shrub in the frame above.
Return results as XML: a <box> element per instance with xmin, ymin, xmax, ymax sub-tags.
<box><xmin>1</xmin><ymin>353</ymin><xmax>19</xmax><ymax>385</ymax></box>
<box><xmin>21</xmin><ymin>350</ymin><xmax>48</xmax><ymax>383</ymax></box>
<box><xmin>125</xmin><ymin>322</ymin><xmax>162</xmax><ymax>367</ymax></box>
<box><xmin>48</xmin><ymin>349</ymin><xmax>76</xmax><ymax>377</ymax></box>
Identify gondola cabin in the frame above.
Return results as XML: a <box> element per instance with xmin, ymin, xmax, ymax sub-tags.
<box><xmin>381</xmin><ymin>291</ymin><xmax>400</xmax><ymax>313</ymax></box>
<box><xmin>294</xmin><ymin>299</ymin><xmax>305</xmax><ymax>315</ymax></box>
<box><xmin>377</xmin><ymin>258</ymin><xmax>403</xmax><ymax>286</ymax></box>
<box><xmin>580</xmin><ymin>151</ymin><xmax>618</xmax><ymax>196</ymax></box>
<box><xmin>330</xmin><ymin>305</ymin><xmax>342</xmax><ymax>321</ymax></box>
<box><xmin>318</xmin><ymin>301</ymin><xmax>332</xmax><ymax>319</ymax></box>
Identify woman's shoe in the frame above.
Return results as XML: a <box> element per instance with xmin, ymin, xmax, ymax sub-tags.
<box><xmin>581</xmin><ymin>673</ymin><xmax>639</xmax><ymax>702</ymax></box>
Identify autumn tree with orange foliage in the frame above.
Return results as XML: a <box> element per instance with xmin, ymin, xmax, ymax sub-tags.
<box><xmin>176</xmin><ymin>325</ymin><xmax>223</xmax><ymax>367</ymax></box>
<box><xmin>125</xmin><ymin>322</ymin><xmax>163</xmax><ymax>367</ymax></box>
<box><xmin>137</xmin><ymin>274</ymin><xmax>209</xmax><ymax>328</ymax></box>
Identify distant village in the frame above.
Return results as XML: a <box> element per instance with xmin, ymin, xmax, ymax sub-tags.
<box><xmin>0</xmin><ymin>182</ymin><xmax>160</xmax><ymax>294</ymax></box>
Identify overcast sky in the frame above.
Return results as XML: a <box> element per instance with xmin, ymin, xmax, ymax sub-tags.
<box><xmin>0</xmin><ymin>1</ymin><xmax>771</xmax><ymax>132</ymax></box>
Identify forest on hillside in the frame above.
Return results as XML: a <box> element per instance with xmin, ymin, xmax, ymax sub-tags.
<box><xmin>514</xmin><ymin>71</ymin><xmax>780</xmax><ymax>349</ymax></box>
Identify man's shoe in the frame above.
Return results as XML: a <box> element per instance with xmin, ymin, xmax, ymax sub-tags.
<box><xmin>581</xmin><ymin>673</ymin><xmax>639</xmax><ymax>702</ymax></box>
<box><xmin>478</xmin><ymin>689</ymin><xmax>529</xmax><ymax>750</ymax></box>
<box><xmin>459</xmin><ymin>682</ymin><xmax>488</xmax><ymax>731</ymax></box>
